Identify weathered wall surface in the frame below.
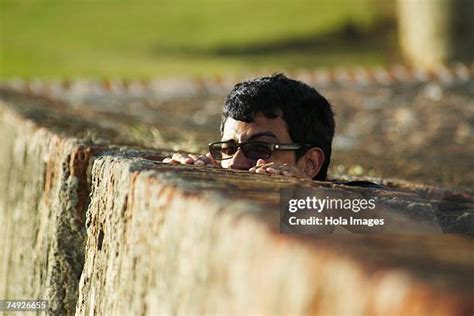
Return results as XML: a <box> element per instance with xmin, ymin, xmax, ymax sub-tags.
<box><xmin>0</xmin><ymin>88</ymin><xmax>473</xmax><ymax>315</ymax></box>
<box><xmin>77</xmin><ymin>155</ymin><xmax>474</xmax><ymax>315</ymax></box>
<box><xmin>0</xmin><ymin>104</ymin><xmax>93</xmax><ymax>314</ymax></box>
<box><xmin>0</xmin><ymin>90</ymin><xmax>166</xmax><ymax>314</ymax></box>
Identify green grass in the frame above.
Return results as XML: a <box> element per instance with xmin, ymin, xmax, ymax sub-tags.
<box><xmin>0</xmin><ymin>0</ymin><xmax>394</xmax><ymax>79</ymax></box>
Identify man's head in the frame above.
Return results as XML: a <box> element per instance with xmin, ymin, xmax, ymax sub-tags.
<box><xmin>218</xmin><ymin>73</ymin><xmax>335</xmax><ymax>180</ymax></box>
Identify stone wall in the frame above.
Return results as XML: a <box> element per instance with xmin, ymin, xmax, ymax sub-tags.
<box><xmin>0</xmin><ymin>88</ymin><xmax>473</xmax><ymax>315</ymax></box>
<box><xmin>0</xmin><ymin>102</ymin><xmax>91</xmax><ymax>314</ymax></box>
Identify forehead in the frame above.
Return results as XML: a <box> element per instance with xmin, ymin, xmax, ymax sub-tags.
<box><xmin>222</xmin><ymin>112</ymin><xmax>292</xmax><ymax>142</ymax></box>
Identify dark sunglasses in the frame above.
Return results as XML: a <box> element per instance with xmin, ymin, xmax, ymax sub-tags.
<box><xmin>209</xmin><ymin>140</ymin><xmax>311</xmax><ymax>161</ymax></box>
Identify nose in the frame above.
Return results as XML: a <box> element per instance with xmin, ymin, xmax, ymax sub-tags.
<box><xmin>227</xmin><ymin>147</ymin><xmax>254</xmax><ymax>170</ymax></box>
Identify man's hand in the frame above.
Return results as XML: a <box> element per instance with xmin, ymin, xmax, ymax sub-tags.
<box><xmin>249</xmin><ymin>159</ymin><xmax>309</xmax><ymax>179</ymax></box>
<box><xmin>162</xmin><ymin>152</ymin><xmax>219</xmax><ymax>167</ymax></box>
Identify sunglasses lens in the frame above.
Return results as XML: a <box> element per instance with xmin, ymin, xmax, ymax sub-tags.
<box><xmin>242</xmin><ymin>143</ymin><xmax>271</xmax><ymax>160</ymax></box>
<box><xmin>210</xmin><ymin>142</ymin><xmax>236</xmax><ymax>160</ymax></box>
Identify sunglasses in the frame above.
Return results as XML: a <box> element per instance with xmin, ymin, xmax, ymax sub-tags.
<box><xmin>209</xmin><ymin>140</ymin><xmax>310</xmax><ymax>161</ymax></box>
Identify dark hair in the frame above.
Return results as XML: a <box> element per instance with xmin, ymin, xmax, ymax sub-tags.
<box><xmin>220</xmin><ymin>73</ymin><xmax>335</xmax><ymax>180</ymax></box>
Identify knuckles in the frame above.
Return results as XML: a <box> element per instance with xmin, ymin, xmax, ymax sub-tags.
<box><xmin>249</xmin><ymin>162</ymin><xmax>305</xmax><ymax>178</ymax></box>
<box><xmin>162</xmin><ymin>153</ymin><xmax>213</xmax><ymax>166</ymax></box>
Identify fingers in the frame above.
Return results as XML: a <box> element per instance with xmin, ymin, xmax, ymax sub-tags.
<box><xmin>249</xmin><ymin>162</ymin><xmax>304</xmax><ymax>178</ymax></box>
<box><xmin>249</xmin><ymin>159</ymin><xmax>268</xmax><ymax>173</ymax></box>
<box><xmin>161</xmin><ymin>153</ymin><xmax>213</xmax><ymax>166</ymax></box>
<box><xmin>249</xmin><ymin>160</ymin><xmax>276</xmax><ymax>174</ymax></box>
<box><xmin>188</xmin><ymin>154</ymin><xmax>204</xmax><ymax>165</ymax></box>
<box><xmin>170</xmin><ymin>153</ymin><xmax>192</xmax><ymax>164</ymax></box>
<box><xmin>205</xmin><ymin>152</ymin><xmax>219</xmax><ymax>166</ymax></box>
<box><xmin>266</xmin><ymin>167</ymin><xmax>281</xmax><ymax>175</ymax></box>
<box><xmin>161</xmin><ymin>154</ymin><xmax>185</xmax><ymax>164</ymax></box>
<box><xmin>282</xmin><ymin>170</ymin><xmax>292</xmax><ymax>176</ymax></box>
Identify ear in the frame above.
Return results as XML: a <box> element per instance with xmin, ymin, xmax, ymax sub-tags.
<box><xmin>297</xmin><ymin>147</ymin><xmax>325</xmax><ymax>179</ymax></box>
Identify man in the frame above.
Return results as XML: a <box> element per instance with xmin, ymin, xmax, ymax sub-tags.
<box><xmin>163</xmin><ymin>73</ymin><xmax>334</xmax><ymax>181</ymax></box>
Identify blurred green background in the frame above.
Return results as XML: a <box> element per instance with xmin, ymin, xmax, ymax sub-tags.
<box><xmin>0</xmin><ymin>0</ymin><xmax>396</xmax><ymax>79</ymax></box>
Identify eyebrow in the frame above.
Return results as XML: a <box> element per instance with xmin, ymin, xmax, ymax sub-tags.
<box><xmin>247</xmin><ymin>131</ymin><xmax>279</xmax><ymax>141</ymax></box>
<box><xmin>221</xmin><ymin>131</ymin><xmax>279</xmax><ymax>143</ymax></box>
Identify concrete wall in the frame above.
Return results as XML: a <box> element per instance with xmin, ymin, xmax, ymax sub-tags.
<box><xmin>1</xmin><ymin>89</ymin><xmax>474</xmax><ymax>315</ymax></box>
